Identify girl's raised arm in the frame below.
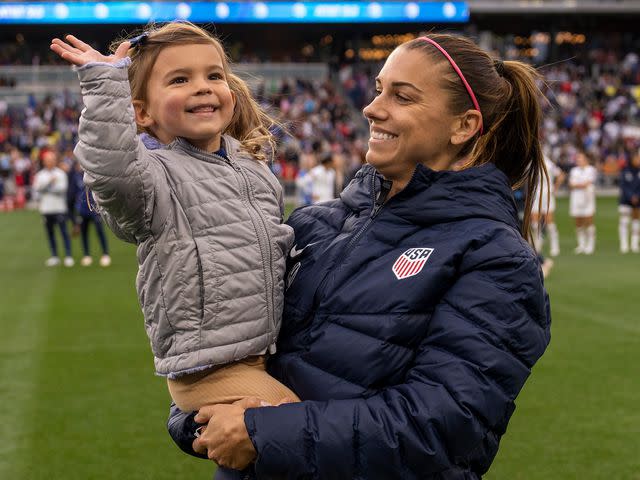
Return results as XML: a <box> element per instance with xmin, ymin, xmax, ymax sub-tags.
<box><xmin>50</xmin><ymin>35</ymin><xmax>130</xmax><ymax>66</ymax></box>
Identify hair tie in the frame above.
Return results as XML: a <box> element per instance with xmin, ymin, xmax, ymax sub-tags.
<box><xmin>128</xmin><ymin>32</ymin><xmax>149</xmax><ymax>49</ymax></box>
<box><xmin>494</xmin><ymin>59</ymin><xmax>505</xmax><ymax>77</ymax></box>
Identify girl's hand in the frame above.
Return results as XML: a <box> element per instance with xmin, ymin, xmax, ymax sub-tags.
<box><xmin>50</xmin><ymin>35</ymin><xmax>130</xmax><ymax>66</ymax></box>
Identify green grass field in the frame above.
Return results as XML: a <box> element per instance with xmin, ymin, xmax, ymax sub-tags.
<box><xmin>0</xmin><ymin>197</ymin><xmax>638</xmax><ymax>480</ymax></box>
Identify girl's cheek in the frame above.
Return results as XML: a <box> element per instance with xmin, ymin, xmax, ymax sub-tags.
<box><xmin>163</xmin><ymin>96</ymin><xmax>183</xmax><ymax>115</ymax></box>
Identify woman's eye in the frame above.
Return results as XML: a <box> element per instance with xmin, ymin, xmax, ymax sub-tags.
<box><xmin>169</xmin><ymin>77</ymin><xmax>187</xmax><ymax>85</ymax></box>
<box><xmin>395</xmin><ymin>93</ymin><xmax>410</xmax><ymax>102</ymax></box>
<box><xmin>374</xmin><ymin>89</ymin><xmax>382</xmax><ymax>96</ymax></box>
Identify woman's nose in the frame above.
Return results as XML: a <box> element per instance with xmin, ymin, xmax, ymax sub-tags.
<box><xmin>363</xmin><ymin>95</ymin><xmax>385</xmax><ymax>121</ymax></box>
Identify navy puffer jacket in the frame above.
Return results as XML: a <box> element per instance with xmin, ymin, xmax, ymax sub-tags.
<box><xmin>170</xmin><ymin>162</ymin><xmax>551</xmax><ymax>479</ymax></box>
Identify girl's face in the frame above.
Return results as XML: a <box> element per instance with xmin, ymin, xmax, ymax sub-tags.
<box><xmin>134</xmin><ymin>43</ymin><xmax>236</xmax><ymax>152</ymax></box>
<box><xmin>362</xmin><ymin>47</ymin><xmax>459</xmax><ymax>186</ymax></box>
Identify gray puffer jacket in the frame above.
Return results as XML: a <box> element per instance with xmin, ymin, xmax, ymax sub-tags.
<box><xmin>73</xmin><ymin>61</ymin><xmax>294</xmax><ymax>378</ymax></box>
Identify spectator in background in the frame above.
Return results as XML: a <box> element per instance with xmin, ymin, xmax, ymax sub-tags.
<box><xmin>32</xmin><ymin>150</ymin><xmax>73</xmax><ymax>267</ymax></box>
<box><xmin>10</xmin><ymin>146</ymin><xmax>30</xmax><ymax>208</ymax></box>
<box><xmin>308</xmin><ymin>152</ymin><xmax>336</xmax><ymax>203</ymax></box>
<box><xmin>569</xmin><ymin>150</ymin><xmax>598</xmax><ymax>254</ymax></box>
<box><xmin>618</xmin><ymin>150</ymin><xmax>640</xmax><ymax>253</ymax></box>
<box><xmin>68</xmin><ymin>162</ymin><xmax>111</xmax><ymax>267</ymax></box>
<box><xmin>0</xmin><ymin>148</ymin><xmax>12</xmax><ymax>211</ymax></box>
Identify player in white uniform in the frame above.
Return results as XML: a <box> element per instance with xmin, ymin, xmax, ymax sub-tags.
<box><xmin>308</xmin><ymin>153</ymin><xmax>336</xmax><ymax>204</ymax></box>
<box><xmin>569</xmin><ymin>151</ymin><xmax>598</xmax><ymax>254</ymax></box>
<box><xmin>532</xmin><ymin>155</ymin><xmax>565</xmax><ymax>256</ymax></box>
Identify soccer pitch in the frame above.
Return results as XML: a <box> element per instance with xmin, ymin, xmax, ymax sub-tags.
<box><xmin>0</xmin><ymin>197</ymin><xmax>638</xmax><ymax>479</ymax></box>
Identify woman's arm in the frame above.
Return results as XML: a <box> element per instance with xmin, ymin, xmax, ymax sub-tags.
<box><xmin>239</xmin><ymin>253</ymin><xmax>551</xmax><ymax>479</ymax></box>
<box><xmin>167</xmin><ymin>403</ymin><xmax>208</xmax><ymax>459</ymax></box>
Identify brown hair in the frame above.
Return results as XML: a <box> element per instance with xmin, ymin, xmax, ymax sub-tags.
<box><xmin>404</xmin><ymin>34</ymin><xmax>548</xmax><ymax>241</ymax></box>
<box><xmin>112</xmin><ymin>22</ymin><xmax>277</xmax><ymax>161</ymax></box>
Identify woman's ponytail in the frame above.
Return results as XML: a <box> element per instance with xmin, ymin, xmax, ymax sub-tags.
<box><xmin>406</xmin><ymin>34</ymin><xmax>549</xmax><ymax>242</ymax></box>
<box><xmin>471</xmin><ymin>61</ymin><xmax>548</xmax><ymax>240</ymax></box>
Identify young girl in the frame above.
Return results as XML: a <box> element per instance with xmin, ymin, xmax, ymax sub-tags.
<box><xmin>50</xmin><ymin>22</ymin><xmax>299</xmax><ymax>412</ymax></box>
<box><xmin>569</xmin><ymin>150</ymin><xmax>598</xmax><ymax>254</ymax></box>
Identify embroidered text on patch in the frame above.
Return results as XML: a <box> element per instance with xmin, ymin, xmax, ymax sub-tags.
<box><xmin>392</xmin><ymin>248</ymin><xmax>434</xmax><ymax>280</ymax></box>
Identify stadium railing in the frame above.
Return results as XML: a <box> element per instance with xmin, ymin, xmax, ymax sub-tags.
<box><xmin>0</xmin><ymin>62</ymin><xmax>329</xmax><ymax>106</ymax></box>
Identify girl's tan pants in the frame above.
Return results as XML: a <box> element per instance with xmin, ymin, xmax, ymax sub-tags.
<box><xmin>167</xmin><ymin>355</ymin><xmax>299</xmax><ymax>411</ymax></box>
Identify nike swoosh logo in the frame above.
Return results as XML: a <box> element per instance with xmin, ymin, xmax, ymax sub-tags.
<box><xmin>289</xmin><ymin>241</ymin><xmax>319</xmax><ymax>259</ymax></box>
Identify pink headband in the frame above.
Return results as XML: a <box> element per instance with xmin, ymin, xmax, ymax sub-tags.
<box><xmin>418</xmin><ymin>36</ymin><xmax>483</xmax><ymax>135</ymax></box>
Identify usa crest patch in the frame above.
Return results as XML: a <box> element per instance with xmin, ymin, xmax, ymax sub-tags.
<box><xmin>392</xmin><ymin>248</ymin><xmax>434</xmax><ymax>280</ymax></box>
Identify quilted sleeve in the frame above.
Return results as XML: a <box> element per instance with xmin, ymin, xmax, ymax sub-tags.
<box><xmin>73</xmin><ymin>59</ymin><xmax>158</xmax><ymax>243</ymax></box>
<box><xmin>244</xmin><ymin>253</ymin><xmax>551</xmax><ymax>479</ymax></box>
<box><xmin>166</xmin><ymin>403</ymin><xmax>208</xmax><ymax>460</ymax></box>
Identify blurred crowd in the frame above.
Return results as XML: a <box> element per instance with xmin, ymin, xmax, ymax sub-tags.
<box><xmin>1</xmin><ymin>41</ymin><xmax>639</xmax><ymax>213</ymax></box>
<box><xmin>540</xmin><ymin>49</ymin><xmax>640</xmax><ymax>186</ymax></box>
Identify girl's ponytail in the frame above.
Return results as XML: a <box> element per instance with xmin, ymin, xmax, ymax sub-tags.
<box><xmin>225</xmin><ymin>72</ymin><xmax>278</xmax><ymax>162</ymax></box>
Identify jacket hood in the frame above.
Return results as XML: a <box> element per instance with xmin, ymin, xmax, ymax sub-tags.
<box><xmin>341</xmin><ymin>163</ymin><xmax>520</xmax><ymax>230</ymax></box>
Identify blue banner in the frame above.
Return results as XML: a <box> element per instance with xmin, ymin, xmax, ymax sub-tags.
<box><xmin>0</xmin><ymin>2</ymin><xmax>469</xmax><ymax>24</ymax></box>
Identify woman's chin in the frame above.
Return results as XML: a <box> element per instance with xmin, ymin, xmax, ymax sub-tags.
<box><xmin>365</xmin><ymin>151</ymin><xmax>389</xmax><ymax>170</ymax></box>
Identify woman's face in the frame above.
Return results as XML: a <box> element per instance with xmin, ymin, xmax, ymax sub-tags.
<box><xmin>363</xmin><ymin>47</ymin><xmax>458</xmax><ymax>184</ymax></box>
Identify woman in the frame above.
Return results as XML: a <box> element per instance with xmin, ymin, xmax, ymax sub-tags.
<box><xmin>531</xmin><ymin>154</ymin><xmax>565</xmax><ymax>257</ymax></box>
<box><xmin>618</xmin><ymin>150</ymin><xmax>640</xmax><ymax>253</ymax></box>
<box><xmin>168</xmin><ymin>33</ymin><xmax>551</xmax><ymax>479</ymax></box>
<box><xmin>569</xmin><ymin>150</ymin><xmax>598</xmax><ymax>255</ymax></box>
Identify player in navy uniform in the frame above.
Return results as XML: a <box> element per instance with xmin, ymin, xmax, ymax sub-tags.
<box><xmin>68</xmin><ymin>162</ymin><xmax>111</xmax><ymax>267</ymax></box>
<box><xmin>618</xmin><ymin>151</ymin><xmax>640</xmax><ymax>253</ymax></box>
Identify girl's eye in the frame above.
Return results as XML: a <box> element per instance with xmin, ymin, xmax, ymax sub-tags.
<box><xmin>169</xmin><ymin>77</ymin><xmax>187</xmax><ymax>85</ymax></box>
<box><xmin>209</xmin><ymin>73</ymin><xmax>223</xmax><ymax>80</ymax></box>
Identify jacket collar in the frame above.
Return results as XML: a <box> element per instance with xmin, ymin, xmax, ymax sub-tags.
<box><xmin>341</xmin><ymin>163</ymin><xmax>520</xmax><ymax>230</ymax></box>
<box><xmin>142</xmin><ymin>133</ymin><xmax>241</xmax><ymax>160</ymax></box>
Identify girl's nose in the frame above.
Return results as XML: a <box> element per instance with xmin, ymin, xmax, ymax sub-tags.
<box><xmin>194</xmin><ymin>78</ymin><xmax>213</xmax><ymax>95</ymax></box>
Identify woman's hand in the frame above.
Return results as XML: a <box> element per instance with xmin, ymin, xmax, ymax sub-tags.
<box><xmin>192</xmin><ymin>398</ymin><xmax>262</xmax><ymax>470</ymax></box>
<box><xmin>50</xmin><ymin>35</ymin><xmax>130</xmax><ymax>66</ymax></box>
<box><xmin>192</xmin><ymin>397</ymin><xmax>296</xmax><ymax>469</ymax></box>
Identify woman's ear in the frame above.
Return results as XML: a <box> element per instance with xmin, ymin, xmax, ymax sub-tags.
<box><xmin>451</xmin><ymin>110</ymin><xmax>482</xmax><ymax>145</ymax></box>
<box><xmin>132</xmin><ymin>100</ymin><xmax>154</xmax><ymax>129</ymax></box>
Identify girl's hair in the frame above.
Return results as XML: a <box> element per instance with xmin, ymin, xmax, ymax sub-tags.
<box><xmin>112</xmin><ymin>21</ymin><xmax>277</xmax><ymax>161</ymax></box>
<box><xmin>403</xmin><ymin>34</ymin><xmax>548</xmax><ymax>241</ymax></box>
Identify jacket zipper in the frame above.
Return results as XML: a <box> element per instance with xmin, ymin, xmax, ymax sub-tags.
<box><xmin>309</xmin><ymin>174</ymin><xmax>392</xmax><ymax>310</ymax></box>
<box><xmin>183</xmin><ymin>141</ymin><xmax>277</xmax><ymax>344</ymax></box>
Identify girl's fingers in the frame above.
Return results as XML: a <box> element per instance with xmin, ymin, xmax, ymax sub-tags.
<box><xmin>113</xmin><ymin>41</ymin><xmax>131</xmax><ymax>59</ymax></box>
<box><xmin>51</xmin><ymin>38</ymin><xmax>81</xmax><ymax>55</ymax></box>
<box><xmin>50</xmin><ymin>44</ymin><xmax>83</xmax><ymax>65</ymax></box>
<box><xmin>65</xmin><ymin>34</ymin><xmax>92</xmax><ymax>52</ymax></box>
